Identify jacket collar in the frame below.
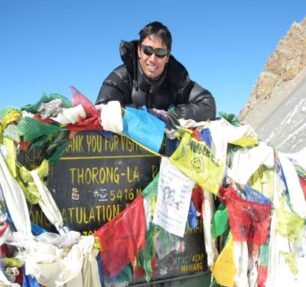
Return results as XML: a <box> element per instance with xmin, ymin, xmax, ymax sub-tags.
<box><xmin>120</xmin><ymin>40</ymin><xmax>138</xmax><ymax>77</ymax></box>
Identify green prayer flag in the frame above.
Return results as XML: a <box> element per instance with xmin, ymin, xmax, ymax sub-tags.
<box><xmin>212</xmin><ymin>202</ymin><xmax>229</xmax><ymax>238</ymax></box>
<box><xmin>17</xmin><ymin>117</ymin><xmax>60</xmax><ymax>142</ymax></box>
<box><xmin>21</xmin><ymin>93</ymin><xmax>73</xmax><ymax>113</ymax></box>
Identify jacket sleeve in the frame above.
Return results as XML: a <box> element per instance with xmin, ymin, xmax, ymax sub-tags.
<box><xmin>175</xmin><ymin>79</ymin><xmax>216</xmax><ymax>122</ymax></box>
<box><xmin>95</xmin><ymin>65</ymin><xmax>131</xmax><ymax>106</ymax></box>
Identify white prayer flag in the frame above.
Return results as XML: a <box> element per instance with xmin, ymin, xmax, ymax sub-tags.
<box><xmin>153</xmin><ymin>157</ymin><xmax>195</xmax><ymax>237</ymax></box>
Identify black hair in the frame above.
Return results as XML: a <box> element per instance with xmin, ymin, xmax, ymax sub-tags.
<box><xmin>138</xmin><ymin>21</ymin><xmax>172</xmax><ymax>51</ymax></box>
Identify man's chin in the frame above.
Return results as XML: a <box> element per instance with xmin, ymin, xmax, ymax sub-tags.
<box><xmin>145</xmin><ymin>70</ymin><xmax>161</xmax><ymax>80</ymax></box>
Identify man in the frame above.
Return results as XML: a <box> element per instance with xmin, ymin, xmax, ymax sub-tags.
<box><xmin>96</xmin><ymin>21</ymin><xmax>216</xmax><ymax>128</ymax></box>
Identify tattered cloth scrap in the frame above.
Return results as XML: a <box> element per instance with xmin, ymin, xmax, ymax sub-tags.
<box><xmin>122</xmin><ymin>106</ymin><xmax>165</xmax><ymax>153</ymax></box>
<box><xmin>228</xmin><ymin>142</ymin><xmax>274</xmax><ymax>185</ymax></box>
<box><xmin>278</xmin><ymin>152</ymin><xmax>306</xmax><ymax>217</ymax></box>
<box><xmin>153</xmin><ymin>156</ymin><xmax>195</xmax><ymax>237</ymax></box>
<box><xmin>95</xmin><ymin>194</ymin><xmax>146</xmax><ymax>278</ymax></box>
<box><xmin>202</xmin><ymin>189</ymin><xmax>219</xmax><ymax>267</ymax></box>
<box><xmin>0</xmin><ymin>266</ymin><xmax>20</xmax><ymax>287</ymax></box>
<box><xmin>51</xmin><ymin>104</ymin><xmax>86</xmax><ymax>125</ymax></box>
<box><xmin>142</xmin><ymin>174</ymin><xmax>159</xmax><ymax>229</ymax></box>
<box><xmin>227</xmin><ymin>122</ymin><xmax>258</xmax><ymax>147</ymax></box>
<box><xmin>170</xmin><ymin>130</ymin><xmax>223</xmax><ymax>195</ymax></box>
<box><xmin>30</xmin><ymin>160</ymin><xmax>65</xmax><ymax>234</ymax></box>
<box><xmin>208</xmin><ymin>117</ymin><xmax>258</xmax><ymax>164</ymax></box>
<box><xmin>0</xmin><ymin>149</ymin><xmax>32</xmax><ymax>236</ymax></box>
<box><xmin>17</xmin><ymin>160</ymin><xmax>43</xmax><ymax>205</ymax></box>
<box><xmin>20</xmin><ymin>235</ymin><xmax>97</xmax><ymax>287</ymax></box>
<box><xmin>284</xmin><ymin>147</ymin><xmax>306</xmax><ymax>172</ymax></box>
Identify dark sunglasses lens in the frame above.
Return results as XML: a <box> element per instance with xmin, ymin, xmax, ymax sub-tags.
<box><xmin>155</xmin><ymin>49</ymin><xmax>168</xmax><ymax>58</ymax></box>
<box><xmin>142</xmin><ymin>45</ymin><xmax>154</xmax><ymax>56</ymax></box>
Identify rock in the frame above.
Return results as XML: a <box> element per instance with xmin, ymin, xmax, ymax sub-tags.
<box><xmin>238</xmin><ymin>17</ymin><xmax>306</xmax><ymax>153</ymax></box>
<box><xmin>239</xmin><ymin>17</ymin><xmax>306</xmax><ymax>128</ymax></box>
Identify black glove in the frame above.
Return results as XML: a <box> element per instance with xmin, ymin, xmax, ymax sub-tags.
<box><xmin>148</xmin><ymin>108</ymin><xmax>180</xmax><ymax>130</ymax></box>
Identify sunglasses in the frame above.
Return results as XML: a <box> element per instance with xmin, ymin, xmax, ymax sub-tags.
<box><xmin>140</xmin><ymin>44</ymin><xmax>169</xmax><ymax>58</ymax></box>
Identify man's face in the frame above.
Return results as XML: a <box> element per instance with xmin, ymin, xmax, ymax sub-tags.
<box><xmin>137</xmin><ymin>35</ymin><xmax>170</xmax><ymax>80</ymax></box>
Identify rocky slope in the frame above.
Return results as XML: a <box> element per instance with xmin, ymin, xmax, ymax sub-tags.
<box><xmin>239</xmin><ymin>17</ymin><xmax>306</xmax><ymax>153</ymax></box>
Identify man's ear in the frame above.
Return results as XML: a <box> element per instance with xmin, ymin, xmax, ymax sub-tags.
<box><xmin>137</xmin><ymin>45</ymin><xmax>141</xmax><ymax>59</ymax></box>
<box><xmin>165</xmin><ymin>54</ymin><xmax>170</xmax><ymax>64</ymax></box>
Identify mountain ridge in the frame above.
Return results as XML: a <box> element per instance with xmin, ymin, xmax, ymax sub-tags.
<box><xmin>239</xmin><ymin>17</ymin><xmax>306</xmax><ymax>152</ymax></box>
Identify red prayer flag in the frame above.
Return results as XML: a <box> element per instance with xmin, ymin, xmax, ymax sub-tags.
<box><xmin>191</xmin><ymin>185</ymin><xmax>204</xmax><ymax>216</ymax></box>
<box><xmin>68</xmin><ymin>86</ymin><xmax>102</xmax><ymax>131</ymax></box>
<box><xmin>70</xmin><ymin>86</ymin><xmax>100</xmax><ymax>118</ymax></box>
<box><xmin>298</xmin><ymin>176</ymin><xmax>306</xmax><ymax>199</ymax></box>
<box><xmin>66</xmin><ymin>117</ymin><xmax>102</xmax><ymax>131</ymax></box>
<box><xmin>225</xmin><ymin>189</ymin><xmax>272</xmax><ymax>245</ymax></box>
<box><xmin>19</xmin><ymin>141</ymin><xmax>31</xmax><ymax>152</ymax></box>
<box><xmin>219</xmin><ymin>184</ymin><xmax>239</xmax><ymax>204</ymax></box>
<box><xmin>95</xmin><ymin>195</ymin><xmax>146</xmax><ymax>277</ymax></box>
<box><xmin>257</xmin><ymin>266</ymin><xmax>268</xmax><ymax>287</ymax></box>
<box><xmin>192</xmin><ymin>130</ymin><xmax>201</xmax><ymax>140</ymax></box>
<box><xmin>33</xmin><ymin>114</ymin><xmax>56</xmax><ymax>124</ymax></box>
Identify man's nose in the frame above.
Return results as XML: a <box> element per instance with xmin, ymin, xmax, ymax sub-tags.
<box><xmin>148</xmin><ymin>53</ymin><xmax>158</xmax><ymax>61</ymax></box>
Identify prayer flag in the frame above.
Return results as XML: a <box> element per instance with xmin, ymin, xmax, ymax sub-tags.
<box><xmin>153</xmin><ymin>157</ymin><xmax>194</xmax><ymax>237</ymax></box>
<box><xmin>225</xmin><ymin>193</ymin><xmax>272</xmax><ymax>245</ymax></box>
<box><xmin>170</xmin><ymin>131</ymin><xmax>222</xmax><ymax>195</ymax></box>
<box><xmin>95</xmin><ymin>195</ymin><xmax>146</xmax><ymax>277</ymax></box>
<box><xmin>211</xmin><ymin>235</ymin><xmax>236</xmax><ymax>287</ymax></box>
<box><xmin>122</xmin><ymin>106</ymin><xmax>165</xmax><ymax>153</ymax></box>
<box><xmin>276</xmin><ymin>206</ymin><xmax>305</xmax><ymax>243</ymax></box>
<box><xmin>212</xmin><ymin>202</ymin><xmax>229</xmax><ymax>238</ymax></box>
<box><xmin>67</xmin><ymin>87</ymin><xmax>102</xmax><ymax>131</ymax></box>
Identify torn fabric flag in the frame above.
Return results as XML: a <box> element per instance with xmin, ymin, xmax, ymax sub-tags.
<box><xmin>95</xmin><ymin>195</ymin><xmax>146</xmax><ymax>277</ymax></box>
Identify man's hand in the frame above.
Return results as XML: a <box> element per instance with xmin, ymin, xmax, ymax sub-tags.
<box><xmin>148</xmin><ymin>108</ymin><xmax>180</xmax><ymax>130</ymax></box>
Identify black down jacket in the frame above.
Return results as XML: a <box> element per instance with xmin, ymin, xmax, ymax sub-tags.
<box><xmin>96</xmin><ymin>40</ymin><xmax>216</xmax><ymax>122</ymax></box>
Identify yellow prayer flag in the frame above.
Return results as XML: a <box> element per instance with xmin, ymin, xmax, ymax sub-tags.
<box><xmin>3</xmin><ymin>138</ymin><xmax>16</xmax><ymax>177</ymax></box>
<box><xmin>170</xmin><ymin>131</ymin><xmax>223</xmax><ymax>195</ymax></box>
<box><xmin>231</xmin><ymin>136</ymin><xmax>258</xmax><ymax>148</ymax></box>
<box><xmin>211</xmin><ymin>235</ymin><xmax>236</xmax><ymax>287</ymax></box>
<box><xmin>1</xmin><ymin>109</ymin><xmax>21</xmax><ymax>126</ymax></box>
<box><xmin>280</xmin><ymin>252</ymin><xmax>299</xmax><ymax>275</ymax></box>
<box><xmin>276</xmin><ymin>206</ymin><xmax>305</xmax><ymax>243</ymax></box>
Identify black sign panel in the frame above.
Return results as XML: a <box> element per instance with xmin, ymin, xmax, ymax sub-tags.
<box><xmin>27</xmin><ymin>130</ymin><xmax>208</xmax><ymax>283</ymax></box>
<box><xmin>29</xmin><ymin>131</ymin><xmax>159</xmax><ymax>233</ymax></box>
<box><xmin>134</xmin><ymin>223</ymin><xmax>208</xmax><ymax>284</ymax></box>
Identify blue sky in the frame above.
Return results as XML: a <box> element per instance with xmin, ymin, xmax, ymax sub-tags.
<box><xmin>0</xmin><ymin>0</ymin><xmax>305</xmax><ymax>115</ymax></box>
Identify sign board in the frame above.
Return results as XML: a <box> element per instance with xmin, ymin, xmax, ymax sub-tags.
<box><xmin>27</xmin><ymin>131</ymin><xmax>208</xmax><ymax>283</ymax></box>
